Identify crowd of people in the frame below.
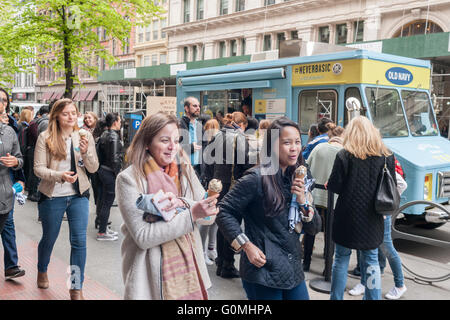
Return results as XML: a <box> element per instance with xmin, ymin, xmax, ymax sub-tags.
<box><xmin>0</xmin><ymin>87</ymin><xmax>408</xmax><ymax>300</ymax></box>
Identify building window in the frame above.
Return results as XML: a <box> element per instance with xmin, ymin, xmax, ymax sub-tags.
<box><xmin>291</xmin><ymin>30</ymin><xmax>298</xmax><ymax>39</ymax></box>
<box><xmin>145</xmin><ymin>25</ymin><xmax>151</xmax><ymax>41</ymax></box>
<box><xmin>193</xmin><ymin>46</ymin><xmax>198</xmax><ymax>61</ymax></box>
<box><xmin>161</xmin><ymin>18</ymin><xmax>167</xmax><ymax>38</ymax></box>
<box><xmin>152</xmin><ymin>54</ymin><xmax>158</xmax><ymax>66</ymax></box>
<box><xmin>220</xmin><ymin>0</ymin><xmax>228</xmax><ymax>15</ymax></box>
<box><xmin>263</xmin><ymin>34</ymin><xmax>271</xmax><ymax>51</ymax></box>
<box><xmin>183</xmin><ymin>46</ymin><xmax>189</xmax><ymax>62</ymax></box>
<box><xmin>137</xmin><ymin>26</ymin><xmax>144</xmax><ymax>43</ymax></box>
<box><xmin>336</xmin><ymin>23</ymin><xmax>347</xmax><ymax>44</ymax></box>
<box><xmin>197</xmin><ymin>0</ymin><xmax>204</xmax><ymax>20</ymax></box>
<box><xmin>241</xmin><ymin>38</ymin><xmax>246</xmax><ymax>55</ymax></box>
<box><xmin>123</xmin><ymin>37</ymin><xmax>130</xmax><ymax>54</ymax></box>
<box><xmin>219</xmin><ymin>41</ymin><xmax>226</xmax><ymax>58</ymax></box>
<box><xmin>160</xmin><ymin>53</ymin><xmax>167</xmax><ymax>64</ymax></box>
<box><xmin>318</xmin><ymin>26</ymin><xmax>330</xmax><ymax>43</ymax></box>
<box><xmin>276</xmin><ymin>32</ymin><xmax>285</xmax><ymax>49</ymax></box>
<box><xmin>112</xmin><ymin>40</ymin><xmax>116</xmax><ymax>56</ymax></box>
<box><xmin>153</xmin><ymin>20</ymin><xmax>159</xmax><ymax>40</ymax></box>
<box><xmin>393</xmin><ymin>20</ymin><xmax>443</xmax><ymax>38</ymax></box>
<box><xmin>236</xmin><ymin>0</ymin><xmax>245</xmax><ymax>12</ymax></box>
<box><xmin>264</xmin><ymin>0</ymin><xmax>275</xmax><ymax>5</ymax></box>
<box><xmin>144</xmin><ymin>56</ymin><xmax>150</xmax><ymax>66</ymax></box>
<box><xmin>353</xmin><ymin>21</ymin><xmax>364</xmax><ymax>42</ymax></box>
<box><xmin>184</xmin><ymin>0</ymin><xmax>190</xmax><ymax>23</ymax></box>
<box><xmin>230</xmin><ymin>40</ymin><xmax>237</xmax><ymax>56</ymax></box>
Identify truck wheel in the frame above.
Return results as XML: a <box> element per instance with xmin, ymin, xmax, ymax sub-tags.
<box><xmin>416</xmin><ymin>222</ymin><xmax>446</xmax><ymax>230</ymax></box>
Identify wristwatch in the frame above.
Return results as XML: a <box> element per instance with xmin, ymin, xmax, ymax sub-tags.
<box><xmin>231</xmin><ymin>233</ymin><xmax>250</xmax><ymax>253</ymax></box>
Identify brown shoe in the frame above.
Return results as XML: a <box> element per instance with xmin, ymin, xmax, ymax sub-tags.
<box><xmin>69</xmin><ymin>289</ymin><xmax>85</xmax><ymax>300</ymax></box>
<box><xmin>37</xmin><ymin>272</ymin><xmax>49</xmax><ymax>289</ymax></box>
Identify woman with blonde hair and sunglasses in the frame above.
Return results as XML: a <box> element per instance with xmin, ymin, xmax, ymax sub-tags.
<box><xmin>327</xmin><ymin>116</ymin><xmax>395</xmax><ymax>300</ymax></box>
<box><xmin>116</xmin><ymin>112</ymin><xmax>218</xmax><ymax>300</ymax></box>
<box><xmin>33</xmin><ymin>98</ymin><xmax>98</xmax><ymax>300</ymax></box>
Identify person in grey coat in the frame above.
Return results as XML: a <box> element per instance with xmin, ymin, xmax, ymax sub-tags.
<box><xmin>0</xmin><ymin>111</ymin><xmax>24</xmax><ymax>232</ymax></box>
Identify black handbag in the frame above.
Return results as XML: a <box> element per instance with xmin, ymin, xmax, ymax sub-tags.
<box><xmin>375</xmin><ymin>156</ymin><xmax>400</xmax><ymax>216</ymax></box>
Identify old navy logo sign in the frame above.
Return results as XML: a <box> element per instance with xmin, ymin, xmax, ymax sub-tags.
<box><xmin>385</xmin><ymin>67</ymin><xmax>413</xmax><ymax>85</ymax></box>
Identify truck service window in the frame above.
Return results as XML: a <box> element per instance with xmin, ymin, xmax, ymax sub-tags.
<box><xmin>298</xmin><ymin>89</ymin><xmax>337</xmax><ymax>134</ymax></box>
<box><xmin>365</xmin><ymin>87</ymin><xmax>408</xmax><ymax>138</ymax></box>
<box><xmin>401</xmin><ymin>90</ymin><xmax>438</xmax><ymax>137</ymax></box>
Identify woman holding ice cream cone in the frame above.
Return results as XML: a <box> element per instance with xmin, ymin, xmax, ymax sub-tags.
<box><xmin>33</xmin><ymin>98</ymin><xmax>99</xmax><ymax>300</ymax></box>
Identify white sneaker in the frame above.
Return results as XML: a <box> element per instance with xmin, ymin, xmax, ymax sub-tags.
<box><xmin>97</xmin><ymin>233</ymin><xmax>118</xmax><ymax>241</ymax></box>
<box><xmin>106</xmin><ymin>226</ymin><xmax>118</xmax><ymax>236</ymax></box>
<box><xmin>207</xmin><ymin>249</ymin><xmax>217</xmax><ymax>261</ymax></box>
<box><xmin>204</xmin><ymin>253</ymin><xmax>214</xmax><ymax>266</ymax></box>
<box><xmin>349</xmin><ymin>283</ymin><xmax>365</xmax><ymax>296</ymax></box>
<box><xmin>385</xmin><ymin>286</ymin><xmax>407</xmax><ymax>300</ymax></box>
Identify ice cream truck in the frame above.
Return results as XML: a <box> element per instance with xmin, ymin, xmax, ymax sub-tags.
<box><xmin>176</xmin><ymin>49</ymin><xmax>450</xmax><ymax>230</ymax></box>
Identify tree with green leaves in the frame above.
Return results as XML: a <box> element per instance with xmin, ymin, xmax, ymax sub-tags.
<box><xmin>2</xmin><ymin>0</ymin><xmax>162</xmax><ymax>97</ymax></box>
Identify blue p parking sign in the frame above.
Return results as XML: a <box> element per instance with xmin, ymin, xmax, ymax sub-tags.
<box><xmin>132</xmin><ymin>120</ymin><xmax>141</xmax><ymax>130</ymax></box>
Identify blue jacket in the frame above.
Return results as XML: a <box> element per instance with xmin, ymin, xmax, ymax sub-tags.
<box><xmin>302</xmin><ymin>133</ymin><xmax>329</xmax><ymax>160</ymax></box>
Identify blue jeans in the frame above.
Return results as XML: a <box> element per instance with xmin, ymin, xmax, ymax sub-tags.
<box><xmin>38</xmin><ymin>195</ymin><xmax>89</xmax><ymax>290</ymax></box>
<box><xmin>242</xmin><ymin>280</ymin><xmax>310</xmax><ymax>300</ymax></box>
<box><xmin>1</xmin><ymin>207</ymin><xmax>19</xmax><ymax>271</ymax></box>
<box><xmin>331</xmin><ymin>244</ymin><xmax>381</xmax><ymax>300</ymax></box>
<box><xmin>380</xmin><ymin>216</ymin><xmax>404</xmax><ymax>287</ymax></box>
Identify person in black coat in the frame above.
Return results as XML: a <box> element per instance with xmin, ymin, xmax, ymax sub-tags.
<box><xmin>327</xmin><ymin>116</ymin><xmax>395</xmax><ymax>300</ymax></box>
<box><xmin>216</xmin><ymin>117</ymin><xmax>321</xmax><ymax>300</ymax></box>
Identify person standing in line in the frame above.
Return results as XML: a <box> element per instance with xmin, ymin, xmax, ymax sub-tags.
<box><xmin>209</xmin><ymin>112</ymin><xmax>252</xmax><ymax>279</ymax></box>
<box><xmin>92</xmin><ymin>118</ymin><xmax>108</xmax><ymax>229</ymax></box>
<box><xmin>302</xmin><ymin>118</ymin><xmax>333</xmax><ymax>160</ymax></box>
<box><xmin>95</xmin><ymin>113</ymin><xmax>123</xmax><ymax>240</ymax></box>
<box><xmin>200</xmin><ymin>118</ymin><xmax>221</xmax><ymax>265</ymax></box>
<box><xmin>179</xmin><ymin>96</ymin><xmax>204</xmax><ymax>179</ymax></box>
<box><xmin>348</xmin><ymin>159</ymin><xmax>408</xmax><ymax>300</ymax></box>
<box><xmin>216</xmin><ymin>117</ymin><xmax>321</xmax><ymax>300</ymax></box>
<box><xmin>116</xmin><ymin>112</ymin><xmax>218</xmax><ymax>300</ymax></box>
<box><xmin>303</xmin><ymin>124</ymin><xmax>344</xmax><ymax>272</ymax></box>
<box><xmin>34</xmin><ymin>99</ymin><xmax>98</xmax><ymax>300</ymax></box>
<box><xmin>82</xmin><ymin>111</ymin><xmax>98</xmax><ymax>135</ymax></box>
<box><xmin>327</xmin><ymin>116</ymin><xmax>394</xmax><ymax>300</ymax></box>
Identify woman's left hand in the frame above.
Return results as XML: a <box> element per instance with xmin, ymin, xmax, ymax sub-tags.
<box><xmin>0</xmin><ymin>153</ymin><xmax>18</xmax><ymax>168</ymax></box>
<box><xmin>291</xmin><ymin>177</ymin><xmax>306</xmax><ymax>204</ymax></box>
<box><xmin>79</xmin><ymin>137</ymin><xmax>88</xmax><ymax>154</ymax></box>
<box><xmin>160</xmin><ymin>192</ymin><xmax>185</xmax><ymax>212</ymax></box>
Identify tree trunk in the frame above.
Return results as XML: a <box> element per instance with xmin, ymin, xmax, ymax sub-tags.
<box><xmin>62</xmin><ymin>6</ymin><xmax>73</xmax><ymax>99</ymax></box>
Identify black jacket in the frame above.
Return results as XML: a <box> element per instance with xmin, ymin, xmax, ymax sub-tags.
<box><xmin>216</xmin><ymin>166</ymin><xmax>321</xmax><ymax>289</ymax></box>
<box><xmin>204</xmin><ymin>125</ymin><xmax>252</xmax><ymax>186</ymax></box>
<box><xmin>97</xmin><ymin>129</ymin><xmax>123</xmax><ymax>175</ymax></box>
<box><xmin>179</xmin><ymin>116</ymin><xmax>204</xmax><ymax>158</ymax></box>
<box><xmin>328</xmin><ymin>149</ymin><xmax>395</xmax><ymax>250</ymax></box>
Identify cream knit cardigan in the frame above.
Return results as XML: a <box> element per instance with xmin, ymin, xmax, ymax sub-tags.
<box><xmin>116</xmin><ymin>163</ymin><xmax>214</xmax><ymax>300</ymax></box>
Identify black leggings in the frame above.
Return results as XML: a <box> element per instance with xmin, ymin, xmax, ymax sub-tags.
<box><xmin>97</xmin><ymin>167</ymin><xmax>116</xmax><ymax>234</ymax></box>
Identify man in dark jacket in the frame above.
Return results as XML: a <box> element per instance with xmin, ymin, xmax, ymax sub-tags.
<box><xmin>179</xmin><ymin>96</ymin><xmax>204</xmax><ymax>179</ymax></box>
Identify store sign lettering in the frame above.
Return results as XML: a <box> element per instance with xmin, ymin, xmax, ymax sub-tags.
<box><xmin>385</xmin><ymin>67</ymin><xmax>413</xmax><ymax>85</ymax></box>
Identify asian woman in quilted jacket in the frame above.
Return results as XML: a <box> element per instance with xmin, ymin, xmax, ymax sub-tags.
<box><xmin>216</xmin><ymin>117</ymin><xmax>321</xmax><ymax>300</ymax></box>
<box><xmin>327</xmin><ymin>116</ymin><xmax>395</xmax><ymax>300</ymax></box>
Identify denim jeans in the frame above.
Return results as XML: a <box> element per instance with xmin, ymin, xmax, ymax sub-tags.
<box><xmin>242</xmin><ymin>280</ymin><xmax>310</xmax><ymax>300</ymax></box>
<box><xmin>1</xmin><ymin>207</ymin><xmax>19</xmax><ymax>270</ymax></box>
<box><xmin>379</xmin><ymin>216</ymin><xmax>404</xmax><ymax>287</ymax></box>
<box><xmin>97</xmin><ymin>167</ymin><xmax>116</xmax><ymax>234</ymax></box>
<box><xmin>38</xmin><ymin>195</ymin><xmax>89</xmax><ymax>290</ymax></box>
<box><xmin>331</xmin><ymin>244</ymin><xmax>381</xmax><ymax>300</ymax></box>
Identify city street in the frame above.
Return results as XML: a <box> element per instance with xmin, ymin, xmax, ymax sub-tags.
<box><xmin>1</xmin><ymin>195</ymin><xmax>449</xmax><ymax>300</ymax></box>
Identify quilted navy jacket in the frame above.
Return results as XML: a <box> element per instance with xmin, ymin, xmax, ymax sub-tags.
<box><xmin>216</xmin><ymin>166</ymin><xmax>321</xmax><ymax>290</ymax></box>
<box><xmin>327</xmin><ymin>149</ymin><xmax>396</xmax><ymax>250</ymax></box>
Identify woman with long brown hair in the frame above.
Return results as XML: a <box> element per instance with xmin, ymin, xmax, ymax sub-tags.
<box><xmin>34</xmin><ymin>98</ymin><xmax>98</xmax><ymax>300</ymax></box>
<box><xmin>116</xmin><ymin>112</ymin><xmax>218</xmax><ymax>300</ymax></box>
<box><xmin>82</xmin><ymin>111</ymin><xmax>98</xmax><ymax>134</ymax></box>
<box><xmin>327</xmin><ymin>116</ymin><xmax>394</xmax><ymax>300</ymax></box>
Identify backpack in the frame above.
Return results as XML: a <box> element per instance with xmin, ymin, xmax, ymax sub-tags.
<box><xmin>18</xmin><ymin>123</ymin><xmax>29</xmax><ymax>155</ymax></box>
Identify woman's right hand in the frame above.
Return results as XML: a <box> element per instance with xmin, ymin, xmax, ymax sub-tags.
<box><xmin>191</xmin><ymin>194</ymin><xmax>219</xmax><ymax>221</ymax></box>
<box><xmin>62</xmin><ymin>171</ymin><xmax>78</xmax><ymax>184</ymax></box>
<box><xmin>243</xmin><ymin>242</ymin><xmax>266</xmax><ymax>268</ymax></box>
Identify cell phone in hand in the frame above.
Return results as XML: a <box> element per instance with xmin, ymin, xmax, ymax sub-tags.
<box><xmin>151</xmin><ymin>190</ymin><xmax>177</xmax><ymax>222</ymax></box>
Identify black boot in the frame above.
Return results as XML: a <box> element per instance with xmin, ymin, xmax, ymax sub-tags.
<box><xmin>215</xmin><ymin>258</ymin><xmax>222</xmax><ymax>276</ymax></box>
<box><xmin>220</xmin><ymin>262</ymin><xmax>240</xmax><ymax>279</ymax></box>
<box><xmin>303</xmin><ymin>259</ymin><xmax>311</xmax><ymax>272</ymax></box>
